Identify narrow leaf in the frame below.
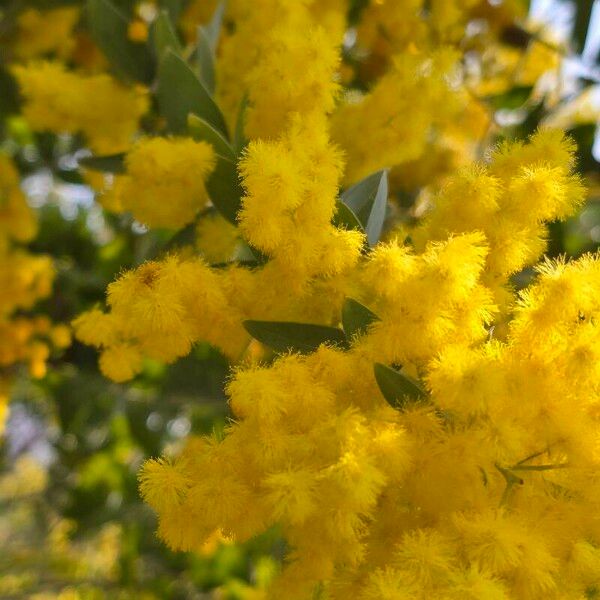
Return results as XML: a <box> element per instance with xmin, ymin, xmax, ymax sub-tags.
<box><xmin>188</xmin><ymin>113</ymin><xmax>235</xmax><ymax>160</ymax></box>
<box><xmin>78</xmin><ymin>153</ymin><xmax>125</xmax><ymax>173</ymax></box>
<box><xmin>244</xmin><ymin>321</ymin><xmax>348</xmax><ymax>354</ymax></box>
<box><xmin>157</xmin><ymin>50</ymin><xmax>228</xmax><ymax>136</ymax></box>
<box><xmin>203</xmin><ymin>0</ymin><xmax>225</xmax><ymax>52</ymax></box>
<box><xmin>234</xmin><ymin>94</ymin><xmax>249</xmax><ymax>155</ymax></box>
<box><xmin>206</xmin><ymin>157</ymin><xmax>242</xmax><ymax>224</ymax></box>
<box><xmin>341</xmin><ymin>170</ymin><xmax>388</xmax><ymax>246</ymax></box>
<box><xmin>333</xmin><ymin>200</ymin><xmax>364</xmax><ymax>232</ymax></box>
<box><xmin>86</xmin><ymin>0</ymin><xmax>153</xmax><ymax>83</ymax></box>
<box><xmin>151</xmin><ymin>10</ymin><xmax>182</xmax><ymax>58</ymax></box>
<box><xmin>574</xmin><ymin>0</ymin><xmax>594</xmax><ymax>53</ymax></box>
<box><xmin>197</xmin><ymin>26</ymin><xmax>216</xmax><ymax>94</ymax></box>
<box><xmin>373</xmin><ymin>363</ymin><xmax>426</xmax><ymax>410</ymax></box>
<box><xmin>342</xmin><ymin>298</ymin><xmax>379</xmax><ymax>340</ymax></box>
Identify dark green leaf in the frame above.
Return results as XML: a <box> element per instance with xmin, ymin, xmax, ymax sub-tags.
<box><xmin>206</xmin><ymin>157</ymin><xmax>242</xmax><ymax>224</ymax></box>
<box><xmin>234</xmin><ymin>94</ymin><xmax>249</xmax><ymax>155</ymax></box>
<box><xmin>197</xmin><ymin>26</ymin><xmax>216</xmax><ymax>94</ymax></box>
<box><xmin>86</xmin><ymin>0</ymin><xmax>153</xmax><ymax>83</ymax></box>
<box><xmin>500</xmin><ymin>24</ymin><xmax>533</xmax><ymax>49</ymax></box>
<box><xmin>373</xmin><ymin>363</ymin><xmax>426</xmax><ymax>410</ymax></box>
<box><xmin>151</xmin><ymin>10</ymin><xmax>182</xmax><ymax>58</ymax></box>
<box><xmin>574</xmin><ymin>0</ymin><xmax>594</xmax><ymax>53</ymax></box>
<box><xmin>342</xmin><ymin>298</ymin><xmax>379</xmax><ymax>340</ymax></box>
<box><xmin>485</xmin><ymin>85</ymin><xmax>532</xmax><ymax>110</ymax></box>
<box><xmin>333</xmin><ymin>200</ymin><xmax>364</xmax><ymax>232</ymax></box>
<box><xmin>341</xmin><ymin>170</ymin><xmax>388</xmax><ymax>246</ymax></box>
<box><xmin>568</xmin><ymin>123</ymin><xmax>600</xmax><ymax>173</ymax></box>
<box><xmin>244</xmin><ymin>321</ymin><xmax>348</xmax><ymax>353</ymax></box>
<box><xmin>188</xmin><ymin>113</ymin><xmax>236</xmax><ymax>160</ymax></box>
<box><xmin>78</xmin><ymin>153</ymin><xmax>126</xmax><ymax>173</ymax></box>
<box><xmin>157</xmin><ymin>50</ymin><xmax>228</xmax><ymax>136</ymax></box>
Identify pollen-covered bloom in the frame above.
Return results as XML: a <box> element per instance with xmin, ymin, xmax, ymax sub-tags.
<box><xmin>101</xmin><ymin>137</ymin><xmax>216</xmax><ymax>229</ymax></box>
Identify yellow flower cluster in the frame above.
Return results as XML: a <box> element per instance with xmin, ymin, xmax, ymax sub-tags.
<box><xmin>0</xmin><ymin>155</ymin><xmax>69</xmax><ymax>432</ymax></box>
<box><xmin>139</xmin><ymin>234</ymin><xmax>600</xmax><ymax>598</ymax></box>
<box><xmin>331</xmin><ymin>50</ymin><xmax>468</xmax><ymax>184</ymax></box>
<box><xmin>216</xmin><ymin>0</ymin><xmax>347</xmax><ymax>134</ymax></box>
<box><xmin>101</xmin><ymin>137</ymin><xmax>216</xmax><ymax>229</ymax></box>
<box><xmin>414</xmin><ymin>130</ymin><xmax>585</xmax><ymax>309</ymax></box>
<box><xmin>73</xmin><ymin>255</ymin><xmax>249</xmax><ymax>382</ymax></box>
<box><xmin>12</xmin><ymin>61</ymin><xmax>148</xmax><ymax>153</ymax></box>
<box><xmin>47</xmin><ymin>0</ymin><xmax>599</xmax><ymax>597</ymax></box>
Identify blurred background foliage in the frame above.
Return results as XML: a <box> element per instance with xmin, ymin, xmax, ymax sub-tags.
<box><xmin>0</xmin><ymin>0</ymin><xmax>599</xmax><ymax>597</ymax></box>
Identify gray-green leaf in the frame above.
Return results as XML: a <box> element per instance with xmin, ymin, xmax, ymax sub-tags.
<box><xmin>188</xmin><ymin>113</ymin><xmax>235</xmax><ymax>160</ymax></box>
<box><xmin>333</xmin><ymin>200</ymin><xmax>364</xmax><ymax>233</ymax></box>
<box><xmin>151</xmin><ymin>10</ymin><xmax>182</xmax><ymax>59</ymax></box>
<box><xmin>157</xmin><ymin>49</ymin><xmax>228</xmax><ymax>136</ymax></box>
<box><xmin>197</xmin><ymin>26</ymin><xmax>216</xmax><ymax>94</ymax></box>
<box><xmin>342</xmin><ymin>298</ymin><xmax>379</xmax><ymax>340</ymax></box>
<box><xmin>244</xmin><ymin>321</ymin><xmax>348</xmax><ymax>354</ymax></box>
<box><xmin>341</xmin><ymin>170</ymin><xmax>388</xmax><ymax>246</ymax></box>
<box><xmin>373</xmin><ymin>363</ymin><xmax>426</xmax><ymax>410</ymax></box>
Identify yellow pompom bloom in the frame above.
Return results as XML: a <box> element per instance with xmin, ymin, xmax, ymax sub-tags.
<box><xmin>104</xmin><ymin>137</ymin><xmax>216</xmax><ymax>229</ymax></box>
<box><xmin>99</xmin><ymin>344</ymin><xmax>143</xmax><ymax>382</ymax></box>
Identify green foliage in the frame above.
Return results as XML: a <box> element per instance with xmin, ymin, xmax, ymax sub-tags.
<box><xmin>373</xmin><ymin>363</ymin><xmax>426</xmax><ymax>410</ymax></box>
<box><xmin>157</xmin><ymin>50</ymin><xmax>228</xmax><ymax>136</ymax></box>
<box><xmin>341</xmin><ymin>298</ymin><xmax>379</xmax><ymax>340</ymax></box>
<box><xmin>86</xmin><ymin>0</ymin><xmax>154</xmax><ymax>83</ymax></box>
<box><xmin>244</xmin><ymin>321</ymin><xmax>349</xmax><ymax>353</ymax></box>
<box><xmin>340</xmin><ymin>170</ymin><xmax>388</xmax><ymax>246</ymax></box>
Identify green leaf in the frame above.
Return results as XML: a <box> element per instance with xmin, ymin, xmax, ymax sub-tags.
<box><xmin>485</xmin><ymin>85</ymin><xmax>532</xmax><ymax>110</ymax></box>
<box><xmin>197</xmin><ymin>26</ymin><xmax>216</xmax><ymax>95</ymax></box>
<box><xmin>150</xmin><ymin>10</ymin><xmax>182</xmax><ymax>58</ymax></box>
<box><xmin>86</xmin><ymin>0</ymin><xmax>153</xmax><ymax>83</ymax></box>
<box><xmin>568</xmin><ymin>123</ymin><xmax>600</xmax><ymax>173</ymax></box>
<box><xmin>373</xmin><ymin>363</ymin><xmax>426</xmax><ymax>410</ymax></box>
<box><xmin>206</xmin><ymin>157</ymin><xmax>242</xmax><ymax>224</ymax></box>
<box><xmin>78</xmin><ymin>153</ymin><xmax>126</xmax><ymax>173</ymax></box>
<box><xmin>158</xmin><ymin>0</ymin><xmax>182</xmax><ymax>21</ymax></box>
<box><xmin>341</xmin><ymin>170</ymin><xmax>388</xmax><ymax>246</ymax></box>
<box><xmin>244</xmin><ymin>321</ymin><xmax>348</xmax><ymax>354</ymax></box>
<box><xmin>195</xmin><ymin>0</ymin><xmax>225</xmax><ymax>94</ymax></box>
<box><xmin>333</xmin><ymin>200</ymin><xmax>364</xmax><ymax>233</ymax></box>
<box><xmin>342</xmin><ymin>298</ymin><xmax>379</xmax><ymax>340</ymax></box>
<box><xmin>188</xmin><ymin>113</ymin><xmax>236</xmax><ymax>160</ymax></box>
<box><xmin>234</xmin><ymin>94</ymin><xmax>249</xmax><ymax>155</ymax></box>
<box><xmin>203</xmin><ymin>0</ymin><xmax>225</xmax><ymax>52</ymax></box>
<box><xmin>574</xmin><ymin>0</ymin><xmax>594</xmax><ymax>53</ymax></box>
<box><xmin>157</xmin><ymin>49</ymin><xmax>228</xmax><ymax>136</ymax></box>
